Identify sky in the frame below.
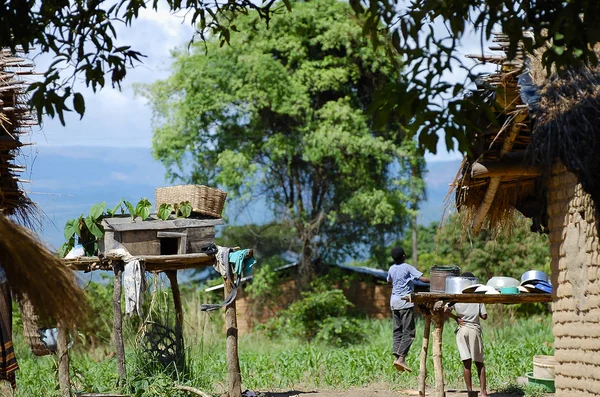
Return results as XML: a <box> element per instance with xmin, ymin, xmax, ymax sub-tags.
<box><xmin>13</xmin><ymin>4</ymin><xmax>497</xmax><ymax>249</ymax></box>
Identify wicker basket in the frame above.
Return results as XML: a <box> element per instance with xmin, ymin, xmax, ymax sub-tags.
<box><xmin>18</xmin><ymin>297</ymin><xmax>52</xmax><ymax>356</ymax></box>
<box><xmin>155</xmin><ymin>185</ymin><xmax>227</xmax><ymax>218</ymax></box>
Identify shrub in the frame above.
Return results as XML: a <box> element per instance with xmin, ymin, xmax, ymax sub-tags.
<box><xmin>260</xmin><ymin>284</ymin><xmax>365</xmax><ymax>346</ymax></box>
<box><xmin>315</xmin><ymin>317</ymin><xmax>365</xmax><ymax>347</ymax></box>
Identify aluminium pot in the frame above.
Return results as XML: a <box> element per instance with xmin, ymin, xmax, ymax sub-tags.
<box><xmin>430</xmin><ymin>265</ymin><xmax>460</xmax><ymax>292</ymax></box>
<box><xmin>445</xmin><ymin>276</ymin><xmax>479</xmax><ymax>294</ymax></box>
<box><xmin>521</xmin><ymin>270</ymin><xmax>548</xmax><ymax>284</ymax></box>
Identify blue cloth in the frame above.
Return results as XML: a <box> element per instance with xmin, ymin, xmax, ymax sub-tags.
<box><xmin>228</xmin><ymin>249</ymin><xmax>256</xmax><ymax>275</ymax></box>
<box><xmin>387</xmin><ymin>263</ymin><xmax>423</xmax><ymax>310</ymax></box>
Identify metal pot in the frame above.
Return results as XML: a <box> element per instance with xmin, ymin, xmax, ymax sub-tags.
<box><xmin>430</xmin><ymin>265</ymin><xmax>460</xmax><ymax>292</ymax></box>
<box><xmin>521</xmin><ymin>270</ymin><xmax>548</xmax><ymax>284</ymax></box>
<box><xmin>445</xmin><ymin>276</ymin><xmax>479</xmax><ymax>294</ymax></box>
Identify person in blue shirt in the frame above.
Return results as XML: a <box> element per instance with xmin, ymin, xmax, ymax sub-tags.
<box><xmin>387</xmin><ymin>246</ymin><xmax>430</xmax><ymax>372</ymax></box>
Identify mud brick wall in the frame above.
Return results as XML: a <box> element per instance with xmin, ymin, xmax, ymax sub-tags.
<box><xmin>233</xmin><ymin>280</ymin><xmax>391</xmax><ymax>334</ymax></box>
<box><xmin>548</xmin><ymin>162</ymin><xmax>600</xmax><ymax>396</ymax></box>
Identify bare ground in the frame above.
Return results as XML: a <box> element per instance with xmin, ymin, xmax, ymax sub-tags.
<box><xmin>257</xmin><ymin>388</ymin><xmax>532</xmax><ymax>397</ymax></box>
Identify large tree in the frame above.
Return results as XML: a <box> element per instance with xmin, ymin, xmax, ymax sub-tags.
<box><xmin>2</xmin><ymin>1</ymin><xmax>599</xmax><ymax>155</ymax></box>
<box><xmin>143</xmin><ymin>0</ymin><xmax>424</xmax><ymax>285</ymax></box>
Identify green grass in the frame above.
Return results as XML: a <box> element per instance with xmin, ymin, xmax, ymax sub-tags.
<box><xmin>11</xmin><ymin>313</ymin><xmax>554</xmax><ymax>396</ymax></box>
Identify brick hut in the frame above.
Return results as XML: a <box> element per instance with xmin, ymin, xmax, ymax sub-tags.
<box><xmin>453</xmin><ymin>33</ymin><xmax>600</xmax><ymax>396</ymax></box>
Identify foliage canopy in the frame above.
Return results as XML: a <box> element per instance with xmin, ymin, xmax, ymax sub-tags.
<box><xmin>3</xmin><ymin>1</ymin><xmax>600</xmax><ymax>154</ymax></box>
<box><xmin>144</xmin><ymin>0</ymin><xmax>424</xmax><ymax>282</ymax></box>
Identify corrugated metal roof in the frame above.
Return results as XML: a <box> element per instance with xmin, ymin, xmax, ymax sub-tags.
<box><xmin>205</xmin><ymin>261</ymin><xmax>430</xmax><ymax>291</ymax></box>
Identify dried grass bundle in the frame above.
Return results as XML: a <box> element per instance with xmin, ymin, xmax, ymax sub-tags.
<box><xmin>0</xmin><ymin>214</ymin><xmax>88</xmax><ymax>329</ymax></box>
<box><xmin>529</xmin><ymin>47</ymin><xmax>600</xmax><ymax>216</ymax></box>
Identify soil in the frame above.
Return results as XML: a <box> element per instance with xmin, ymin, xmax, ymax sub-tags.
<box><xmin>257</xmin><ymin>388</ymin><xmax>533</xmax><ymax>397</ymax></box>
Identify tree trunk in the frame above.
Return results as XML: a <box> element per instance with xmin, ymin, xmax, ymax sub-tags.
<box><xmin>298</xmin><ymin>238</ymin><xmax>313</xmax><ymax>290</ymax></box>
<box><xmin>225</xmin><ymin>277</ymin><xmax>242</xmax><ymax>397</ymax></box>
<box><xmin>112</xmin><ymin>263</ymin><xmax>126</xmax><ymax>384</ymax></box>
<box><xmin>412</xmin><ymin>211</ymin><xmax>418</xmax><ymax>267</ymax></box>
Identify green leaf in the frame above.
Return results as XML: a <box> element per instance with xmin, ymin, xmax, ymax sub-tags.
<box><xmin>108</xmin><ymin>199</ymin><xmax>124</xmax><ymax>216</ymax></box>
<box><xmin>158</xmin><ymin>203</ymin><xmax>173</xmax><ymax>220</ymax></box>
<box><xmin>179</xmin><ymin>201</ymin><xmax>192</xmax><ymax>218</ymax></box>
<box><xmin>84</xmin><ymin>216</ymin><xmax>104</xmax><ymax>239</ymax></box>
<box><xmin>57</xmin><ymin>243</ymin><xmax>73</xmax><ymax>259</ymax></box>
<box><xmin>73</xmin><ymin>92</ymin><xmax>85</xmax><ymax>118</ymax></box>
<box><xmin>136</xmin><ymin>198</ymin><xmax>152</xmax><ymax>220</ymax></box>
<box><xmin>89</xmin><ymin>201</ymin><xmax>106</xmax><ymax>220</ymax></box>
<box><xmin>124</xmin><ymin>200</ymin><xmax>136</xmax><ymax>219</ymax></box>
<box><xmin>553</xmin><ymin>45</ymin><xmax>565</xmax><ymax>55</ymax></box>
<box><xmin>282</xmin><ymin>0</ymin><xmax>292</xmax><ymax>11</ymax></box>
<box><xmin>64</xmin><ymin>218</ymin><xmax>79</xmax><ymax>240</ymax></box>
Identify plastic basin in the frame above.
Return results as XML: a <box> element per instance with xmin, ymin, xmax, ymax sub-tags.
<box><xmin>526</xmin><ymin>372</ymin><xmax>555</xmax><ymax>393</ymax></box>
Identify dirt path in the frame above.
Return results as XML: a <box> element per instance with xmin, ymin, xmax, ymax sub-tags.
<box><xmin>257</xmin><ymin>388</ymin><xmax>530</xmax><ymax>397</ymax></box>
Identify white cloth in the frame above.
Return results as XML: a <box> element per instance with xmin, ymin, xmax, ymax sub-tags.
<box><xmin>213</xmin><ymin>245</ymin><xmax>230</xmax><ymax>277</ymax></box>
<box><xmin>65</xmin><ymin>246</ymin><xmax>85</xmax><ymax>259</ymax></box>
<box><xmin>123</xmin><ymin>258</ymin><xmax>146</xmax><ymax>318</ymax></box>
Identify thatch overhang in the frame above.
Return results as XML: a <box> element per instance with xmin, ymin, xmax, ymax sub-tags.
<box><xmin>0</xmin><ymin>49</ymin><xmax>88</xmax><ymax>330</ymax></box>
<box><xmin>452</xmin><ymin>32</ymin><xmax>600</xmax><ymax>234</ymax></box>
<box><xmin>0</xmin><ymin>48</ymin><xmax>37</xmax><ymax>224</ymax></box>
<box><xmin>453</xmin><ymin>32</ymin><xmax>540</xmax><ymax>233</ymax></box>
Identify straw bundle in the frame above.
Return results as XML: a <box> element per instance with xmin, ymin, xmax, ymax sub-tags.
<box><xmin>0</xmin><ymin>214</ymin><xmax>88</xmax><ymax>329</ymax></box>
<box><xmin>0</xmin><ymin>48</ymin><xmax>38</xmax><ymax>225</ymax></box>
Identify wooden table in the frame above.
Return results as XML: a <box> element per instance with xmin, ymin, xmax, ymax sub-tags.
<box><xmin>403</xmin><ymin>292</ymin><xmax>553</xmax><ymax>397</ymax></box>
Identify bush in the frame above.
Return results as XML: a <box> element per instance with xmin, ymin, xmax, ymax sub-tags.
<box><xmin>261</xmin><ymin>284</ymin><xmax>365</xmax><ymax>346</ymax></box>
<box><xmin>287</xmin><ymin>288</ymin><xmax>352</xmax><ymax>339</ymax></box>
<box><xmin>315</xmin><ymin>317</ymin><xmax>365</xmax><ymax>347</ymax></box>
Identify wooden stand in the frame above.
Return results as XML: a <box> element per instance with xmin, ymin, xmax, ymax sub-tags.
<box><xmin>411</xmin><ymin>293</ymin><xmax>553</xmax><ymax>397</ymax></box>
<box><xmin>61</xmin><ymin>245</ymin><xmax>251</xmax><ymax>396</ymax></box>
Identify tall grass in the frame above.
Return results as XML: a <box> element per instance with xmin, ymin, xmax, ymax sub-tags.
<box><xmin>10</xmin><ymin>292</ymin><xmax>553</xmax><ymax>396</ymax></box>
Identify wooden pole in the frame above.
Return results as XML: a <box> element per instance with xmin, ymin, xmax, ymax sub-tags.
<box><xmin>431</xmin><ymin>303</ymin><xmax>446</xmax><ymax>397</ymax></box>
<box><xmin>166</xmin><ymin>270</ymin><xmax>184</xmax><ymax>368</ymax></box>
<box><xmin>418</xmin><ymin>313</ymin><xmax>431</xmax><ymax>397</ymax></box>
<box><xmin>112</xmin><ymin>263</ymin><xmax>126</xmax><ymax>384</ymax></box>
<box><xmin>224</xmin><ymin>276</ymin><xmax>242</xmax><ymax>397</ymax></box>
<box><xmin>57</xmin><ymin>323</ymin><xmax>70</xmax><ymax>397</ymax></box>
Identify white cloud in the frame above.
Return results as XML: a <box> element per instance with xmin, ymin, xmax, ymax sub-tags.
<box><xmin>110</xmin><ymin>171</ymin><xmax>129</xmax><ymax>181</ymax></box>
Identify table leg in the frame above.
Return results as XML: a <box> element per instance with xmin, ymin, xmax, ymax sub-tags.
<box><xmin>418</xmin><ymin>314</ymin><xmax>431</xmax><ymax>397</ymax></box>
<box><xmin>432</xmin><ymin>309</ymin><xmax>445</xmax><ymax>397</ymax></box>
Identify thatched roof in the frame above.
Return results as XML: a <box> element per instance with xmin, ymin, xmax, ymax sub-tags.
<box><xmin>0</xmin><ymin>48</ymin><xmax>36</xmax><ymax>224</ymax></box>
<box><xmin>452</xmin><ymin>32</ymin><xmax>600</xmax><ymax>234</ymax></box>
<box><xmin>0</xmin><ymin>49</ymin><xmax>88</xmax><ymax>329</ymax></box>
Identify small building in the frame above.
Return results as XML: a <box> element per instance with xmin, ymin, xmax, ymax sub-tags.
<box><xmin>454</xmin><ymin>33</ymin><xmax>600</xmax><ymax>396</ymax></box>
<box><xmin>207</xmin><ymin>262</ymin><xmax>430</xmax><ymax>334</ymax></box>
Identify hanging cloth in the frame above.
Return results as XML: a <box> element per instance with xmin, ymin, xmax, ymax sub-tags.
<box><xmin>123</xmin><ymin>259</ymin><xmax>146</xmax><ymax>318</ymax></box>
<box><xmin>201</xmin><ymin>249</ymin><xmax>255</xmax><ymax>312</ymax></box>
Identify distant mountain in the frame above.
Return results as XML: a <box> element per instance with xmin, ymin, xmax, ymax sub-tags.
<box><xmin>20</xmin><ymin>145</ymin><xmax>460</xmax><ymax>249</ymax></box>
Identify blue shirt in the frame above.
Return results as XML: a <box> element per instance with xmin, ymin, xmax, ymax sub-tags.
<box><xmin>387</xmin><ymin>263</ymin><xmax>423</xmax><ymax>310</ymax></box>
